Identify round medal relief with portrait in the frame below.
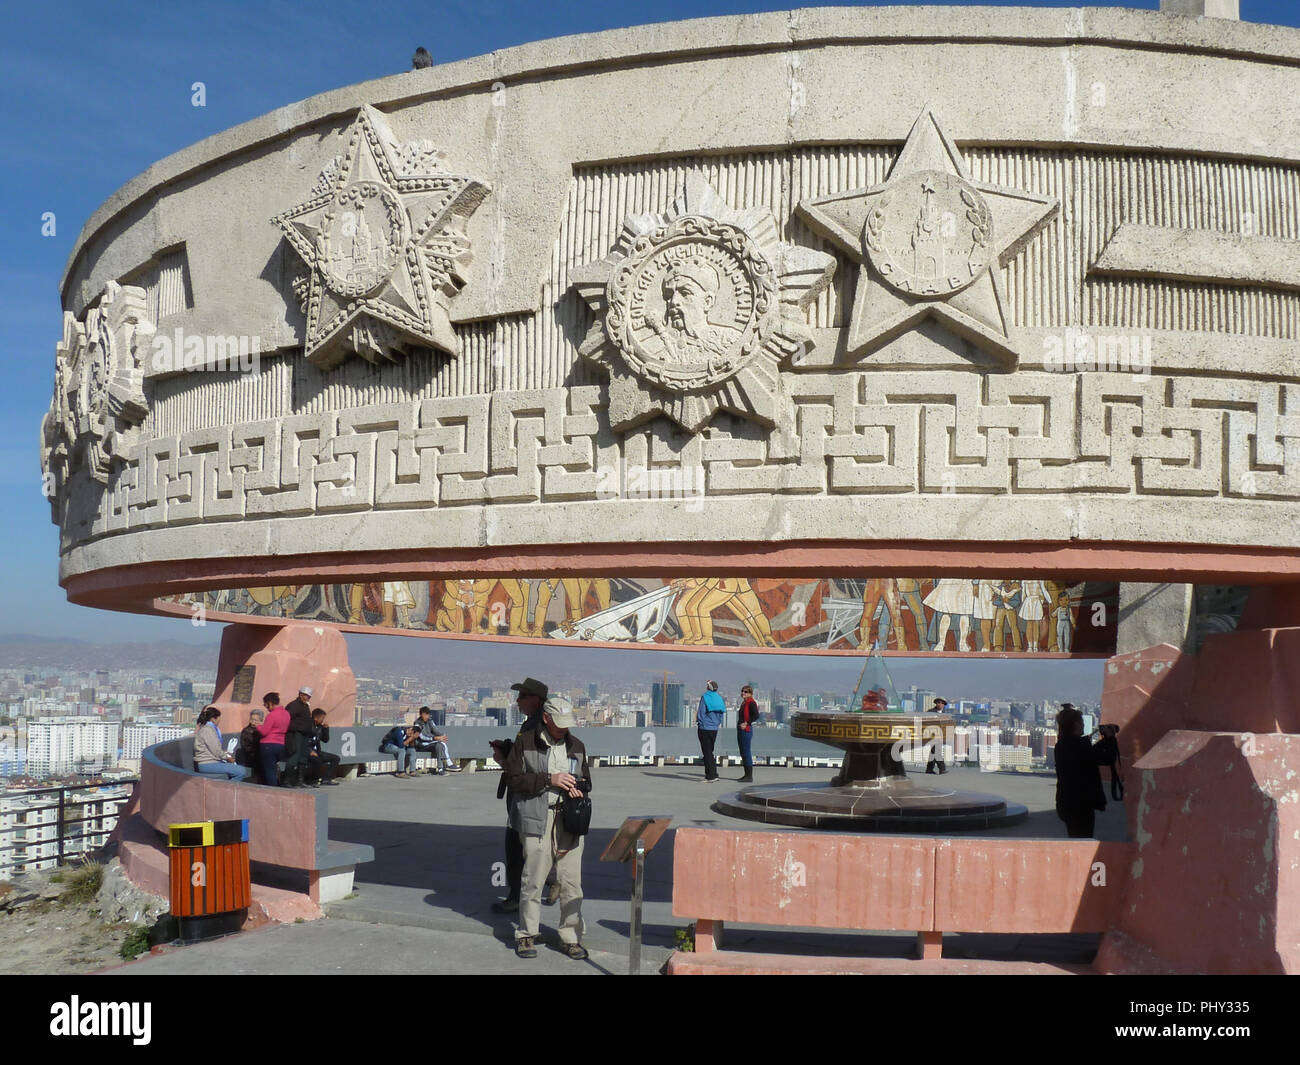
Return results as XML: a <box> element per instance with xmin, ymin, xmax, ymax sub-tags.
<box><xmin>606</xmin><ymin>216</ymin><xmax>778</xmax><ymax>391</ymax></box>
<box><xmin>318</xmin><ymin>181</ymin><xmax>409</xmax><ymax>298</ymax></box>
<box><xmin>863</xmin><ymin>169</ymin><xmax>994</xmax><ymax>299</ymax></box>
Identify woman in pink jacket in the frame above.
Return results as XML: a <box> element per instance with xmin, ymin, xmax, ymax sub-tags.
<box><xmin>255</xmin><ymin>692</ymin><xmax>289</xmax><ymax>786</ymax></box>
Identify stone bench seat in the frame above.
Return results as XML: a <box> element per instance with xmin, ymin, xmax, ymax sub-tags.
<box><xmin>668</xmin><ymin>828</ymin><xmax>1133</xmax><ymax>975</ymax></box>
<box><xmin>136</xmin><ymin>737</ymin><xmax>374</xmax><ymax>904</ymax></box>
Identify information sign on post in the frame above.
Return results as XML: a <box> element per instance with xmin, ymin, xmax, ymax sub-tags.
<box><xmin>600</xmin><ymin>815</ymin><xmax>672</xmax><ymax>975</ymax></box>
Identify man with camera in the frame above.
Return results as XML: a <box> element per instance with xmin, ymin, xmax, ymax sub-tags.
<box><xmin>504</xmin><ymin>696</ymin><xmax>592</xmax><ymax>960</ymax></box>
<box><xmin>1054</xmin><ymin>704</ymin><xmax>1121</xmax><ymax>838</ymax></box>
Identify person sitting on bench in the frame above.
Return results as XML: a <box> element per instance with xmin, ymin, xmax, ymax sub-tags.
<box><xmin>304</xmin><ymin>709</ymin><xmax>341</xmax><ymax>786</ymax></box>
<box><xmin>413</xmin><ymin>705</ymin><xmax>461</xmax><ymax>775</ymax></box>
<box><xmin>381</xmin><ymin>724</ymin><xmax>421</xmax><ymax>778</ymax></box>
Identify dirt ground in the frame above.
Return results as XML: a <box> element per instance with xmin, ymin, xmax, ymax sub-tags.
<box><xmin>0</xmin><ymin>900</ymin><xmax>133</xmax><ymax>975</ymax></box>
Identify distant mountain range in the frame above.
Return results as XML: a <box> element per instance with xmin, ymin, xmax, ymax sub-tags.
<box><xmin>348</xmin><ymin>633</ymin><xmax>1104</xmax><ymax>703</ymax></box>
<box><xmin>0</xmin><ymin>630</ymin><xmax>1103</xmax><ymax>703</ymax></box>
<box><xmin>0</xmin><ymin>634</ymin><xmax>220</xmax><ymax>672</ymax></box>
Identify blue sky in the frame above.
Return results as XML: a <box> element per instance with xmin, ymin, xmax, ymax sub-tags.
<box><xmin>0</xmin><ymin>0</ymin><xmax>1293</xmax><ymax>645</ymax></box>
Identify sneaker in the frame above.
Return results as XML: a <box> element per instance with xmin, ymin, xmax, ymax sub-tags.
<box><xmin>444</xmin><ymin>764</ymin><xmax>463</xmax><ymax>773</ymax></box>
<box><xmin>563</xmin><ymin>942</ymin><xmax>589</xmax><ymax>961</ymax></box>
<box><xmin>491</xmin><ymin>897</ymin><xmax>520</xmax><ymax>914</ymax></box>
<box><xmin>515</xmin><ymin>936</ymin><xmax>537</xmax><ymax>959</ymax></box>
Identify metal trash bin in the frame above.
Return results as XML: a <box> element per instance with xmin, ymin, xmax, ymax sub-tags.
<box><xmin>167</xmin><ymin>819</ymin><xmax>250</xmax><ymax>942</ymax></box>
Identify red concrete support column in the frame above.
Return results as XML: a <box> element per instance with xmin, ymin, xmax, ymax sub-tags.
<box><xmin>211</xmin><ymin>622</ymin><xmax>356</xmax><ymax>730</ymax></box>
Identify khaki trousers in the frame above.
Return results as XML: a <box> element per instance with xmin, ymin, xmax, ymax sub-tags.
<box><xmin>517</xmin><ymin>805</ymin><xmax>584</xmax><ymax>945</ymax></box>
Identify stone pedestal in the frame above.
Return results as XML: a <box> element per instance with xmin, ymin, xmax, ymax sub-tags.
<box><xmin>211</xmin><ymin>622</ymin><xmax>355</xmax><ymax>730</ymax></box>
<box><xmin>715</xmin><ymin>712</ymin><xmax>1027</xmax><ymax>831</ymax></box>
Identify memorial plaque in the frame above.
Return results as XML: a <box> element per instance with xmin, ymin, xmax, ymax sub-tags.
<box><xmin>231</xmin><ymin>665</ymin><xmax>256</xmax><ymax>705</ymax></box>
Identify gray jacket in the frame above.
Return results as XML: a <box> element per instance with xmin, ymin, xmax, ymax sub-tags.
<box><xmin>504</xmin><ymin>728</ymin><xmax>592</xmax><ymax>838</ymax></box>
<box><xmin>193</xmin><ymin>722</ymin><xmax>226</xmax><ymax>765</ymax></box>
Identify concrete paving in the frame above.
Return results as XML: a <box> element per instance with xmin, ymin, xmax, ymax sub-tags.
<box><xmin>107</xmin><ymin>762</ymin><xmax>1126</xmax><ymax>975</ymax></box>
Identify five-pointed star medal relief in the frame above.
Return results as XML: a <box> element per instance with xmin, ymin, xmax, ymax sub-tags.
<box><xmin>272</xmin><ymin>106</ymin><xmax>489</xmax><ymax>370</ymax></box>
<box><xmin>798</xmin><ymin>107</ymin><xmax>1058</xmax><ymax>369</ymax></box>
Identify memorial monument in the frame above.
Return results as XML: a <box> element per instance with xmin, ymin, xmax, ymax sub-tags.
<box><xmin>718</xmin><ymin>653</ymin><xmax>1030</xmax><ymax>830</ymax></box>
<box><xmin>41</xmin><ymin>1</ymin><xmax>1298</xmax><ymax>971</ymax></box>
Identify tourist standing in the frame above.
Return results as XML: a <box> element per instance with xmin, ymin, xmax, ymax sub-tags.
<box><xmin>490</xmin><ymin>677</ymin><xmax>547</xmax><ymax>914</ymax></box>
<box><xmin>696</xmin><ymin>680</ymin><xmax>725</xmax><ymax>782</ymax></box>
<box><xmin>282</xmin><ymin>686</ymin><xmax>314</xmax><ymax>788</ymax></box>
<box><xmin>737</xmin><ymin>684</ymin><xmax>759</xmax><ymax>783</ymax></box>
<box><xmin>505</xmin><ymin>697</ymin><xmax>592</xmax><ymax>960</ymax></box>
<box><xmin>1054</xmin><ymin>704</ymin><xmax>1109</xmax><ymax>838</ymax></box>
<box><xmin>926</xmin><ymin>697</ymin><xmax>948</xmax><ymax>774</ymax></box>
<box><xmin>255</xmin><ymin>692</ymin><xmax>289</xmax><ymax>787</ymax></box>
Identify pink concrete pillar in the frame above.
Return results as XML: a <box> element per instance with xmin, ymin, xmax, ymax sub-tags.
<box><xmin>1097</xmin><ymin>730</ymin><xmax>1300</xmax><ymax>974</ymax></box>
<box><xmin>210</xmin><ymin>622</ymin><xmax>356</xmax><ymax>730</ymax></box>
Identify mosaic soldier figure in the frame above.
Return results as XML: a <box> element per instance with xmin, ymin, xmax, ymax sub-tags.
<box><xmin>857</xmin><ymin>578</ymin><xmax>906</xmax><ymax>651</ymax></box>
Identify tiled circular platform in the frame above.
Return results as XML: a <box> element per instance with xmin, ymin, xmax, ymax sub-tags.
<box><xmin>714</xmin><ymin>778</ymin><xmax>1030</xmax><ymax>832</ymax></box>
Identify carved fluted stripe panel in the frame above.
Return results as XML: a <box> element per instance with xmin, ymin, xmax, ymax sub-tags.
<box><xmin>157</xmin><ymin>249</ymin><xmax>188</xmax><ymax>319</ymax></box>
<box><xmin>1089</xmin><ymin>278</ymin><xmax>1300</xmax><ymax>338</ymax></box>
<box><xmin>150</xmin><ymin>356</ymin><xmax>292</xmax><ymax>437</ymax></box>
<box><xmin>1076</xmin><ymin>152</ymin><xmax>1300</xmax><ymax>336</ymax></box>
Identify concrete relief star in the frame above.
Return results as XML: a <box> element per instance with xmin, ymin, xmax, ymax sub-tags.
<box><xmin>571</xmin><ymin>175</ymin><xmax>835</xmax><ymax>434</ymax></box>
<box><xmin>797</xmin><ymin>107</ymin><xmax>1058</xmax><ymax>369</ymax></box>
<box><xmin>272</xmin><ymin>106</ymin><xmax>489</xmax><ymax>370</ymax></box>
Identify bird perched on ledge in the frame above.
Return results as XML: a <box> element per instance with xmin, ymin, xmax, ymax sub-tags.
<box><xmin>412</xmin><ymin>47</ymin><xmax>432</xmax><ymax>70</ymax></box>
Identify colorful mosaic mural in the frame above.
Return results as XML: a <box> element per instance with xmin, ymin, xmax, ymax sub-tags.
<box><xmin>165</xmin><ymin>577</ymin><xmax>1118</xmax><ymax>654</ymax></box>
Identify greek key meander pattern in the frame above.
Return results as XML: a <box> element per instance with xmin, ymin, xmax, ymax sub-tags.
<box><xmin>792</xmin><ymin>720</ymin><xmax>926</xmax><ymax>742</ymax></box>
<box><xmin>61</xmin><ymin>370</ymin><xmax>1300</xmax><ymax>547</ymax></box>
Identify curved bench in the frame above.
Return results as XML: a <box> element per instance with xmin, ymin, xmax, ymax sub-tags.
<box><xmin>128</xmin><ymin>737</ymin><xmax>372</xmax><ymax>904</ymax></box>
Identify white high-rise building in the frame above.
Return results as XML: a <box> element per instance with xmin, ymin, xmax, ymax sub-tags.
<box><xmin>26</xmin><ymin>718</ymin><xmax>120</xmax><ymax>778</ymax></box>
<box><xmin>121</xmin><ymin>723</ymin><xmax>190</xmax><ymax>762</ymax></box>
<box><xmin>0</xmin><ymin>784</ymin><xmax>133</xmax><ymax>877</ymax></box>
